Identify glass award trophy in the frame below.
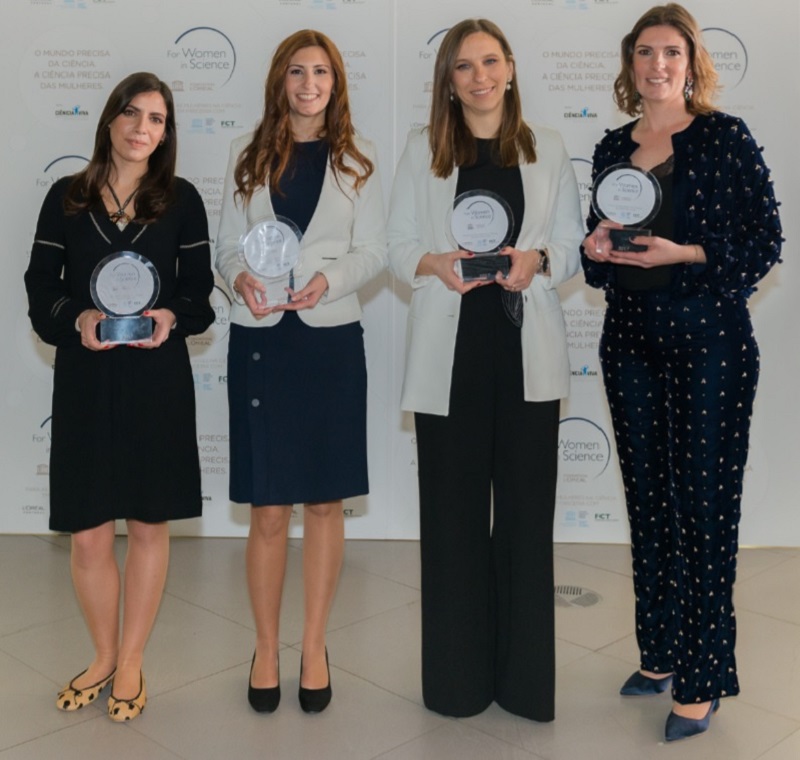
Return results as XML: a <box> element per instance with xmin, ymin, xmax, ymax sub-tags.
<box><xmin>448</xmin><ymin>190</ymin><xmax>513</xmax><ymax>281</ymax></box>
<box><xmin>90</xmin><ymin>251</ymin><xmax>160</xmax><ymax>344</ymax></box>
<box><xmin>591</xmin><ymin>163</ymin><xmax>662</xmax><ymax>252</ymax></box>
<box><xmin>239</xmin><ymin>217</ymin><xmax>304</xmax><ymax>305</ymax></box>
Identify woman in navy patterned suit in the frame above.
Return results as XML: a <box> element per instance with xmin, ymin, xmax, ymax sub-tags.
<box><xmin>581</xmin><ymin>3</ymin><xmax>781</xmax><ymax>742</ymax></box>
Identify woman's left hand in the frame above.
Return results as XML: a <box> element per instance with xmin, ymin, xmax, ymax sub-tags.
<box><xmin>131</xmin><ymin>308</ymin><xmax>176</xmax><ymax>349</ymax></box>
<box><xmin>277</xmin><ymin>272</ymin><xmax>329</xmax><ymax>312</ymax></box>
<box><xmin>496</xmin><ymin>247</ymin><xmax>540</xmax><ymax>292</ymax></box>
<box><xmin>607</xmin><ymin>236</ymin><xmax>703</xmax><ymax>268</ymax></box>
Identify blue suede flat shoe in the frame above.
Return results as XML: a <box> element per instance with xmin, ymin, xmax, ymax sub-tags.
<box><xmin>664</xmin><ymin>699</ymin><xmax>720</xmax><ymax>742</ymax></box>
<box><xmin>619</xmin><ymin>671</ymin><xmax>673</xmax><ymax>696</ymax></box>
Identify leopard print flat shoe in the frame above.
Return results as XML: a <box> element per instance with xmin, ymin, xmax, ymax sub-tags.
<box><xmin>56</xmin><ymin>668</ymin><xmax>116</xmax><ymax>711</ymax></box>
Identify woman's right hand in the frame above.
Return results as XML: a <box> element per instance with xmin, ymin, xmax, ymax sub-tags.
<box><xmin>416</xmin><ymin>251</ymin><xmax>490</xmax><ymax>295</ymax></box>
<box><xmin>582</xmin><ymin>220</ymin><xmax>620</xmax><ymax>263</ymax></box>
<box><xmin>234</xmin><ymin>271</ymin><xmax>272</xmax><ymax>319</ymax></box>
<box><xmin>77</xmin><ymin>309</ymin><xmax>113</xmax><ymax>351</ymax></box>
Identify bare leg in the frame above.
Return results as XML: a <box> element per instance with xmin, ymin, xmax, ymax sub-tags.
<box><xmin>641</xmin><ymin>670</ymin><xmax>672</xmax><ymax>679</ymax></box>
<box><xmin>301</xmin><ymin>501</ymin><xmax>344</xmax><ymax>688</ymax></box>
<box><xmin>247</xmin><ymin>505</ymin><xmax>291</xmax><ymax>688</ymax></box>
<box><xmin>69</xmin><ymin>521</ymin><xmax>119</xmax><ymax>687</ymax></box>
<box><xmin>672</xmin><ymin>700</ymin><xmax>715</xmax><ymax>719</ymax></box>
<box><xmin>113</xmin><ymin>520</ymin><xmax>170</xmax><ymax>699</ymax></box>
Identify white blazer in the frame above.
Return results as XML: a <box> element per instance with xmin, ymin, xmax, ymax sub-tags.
<box><xmin>215</xmin><ymin>133</ymin><xmax>387</xmax><ymax>328</ymax></box>
<box><xmin>387</xmin><ymin>126</ymin><xmax>584</xmax><ymax>415</ymax></box>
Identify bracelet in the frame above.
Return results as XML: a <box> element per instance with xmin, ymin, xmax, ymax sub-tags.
<box><xmin>692</xmin><ymin>244</ymin><xmax>700</xmax><ymax>263</ymax></box>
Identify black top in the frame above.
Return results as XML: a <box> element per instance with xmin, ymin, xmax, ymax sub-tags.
<box><xmin>455</xmin><ymin>138</ymin><xmax>523</xmax><ymax>247</ymax></box>
<box><xmin>616</xmin><ymin>156</ymin><xmax>675</xmax><ymax>291</ymax></box>
<box><xmin>271</xmin><ymin>140</ymin><xmax>329</xmax><ymax>234</ymax></box>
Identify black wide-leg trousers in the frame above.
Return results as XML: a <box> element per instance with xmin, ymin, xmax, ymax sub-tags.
<box><xmin>601</xmin><ymin>289</ymin><xmax>758</xmax><ymax>704</ymax></box>
<box><xmin>414</xmin><ymin>287</ymin><xmax>559</xmax><ymax>720</ymax></box>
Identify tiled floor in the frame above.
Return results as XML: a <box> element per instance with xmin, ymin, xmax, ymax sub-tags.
<box><xmin>1</xmin><ymin>535</ymin><xmax>798</xmax><ymax>759</ymax></box>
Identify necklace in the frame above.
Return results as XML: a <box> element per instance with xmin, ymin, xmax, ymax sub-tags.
<box><xmin>107</xmin><ymin>185</ymin><xmax>138</xmax><ymax>230</ymax></box>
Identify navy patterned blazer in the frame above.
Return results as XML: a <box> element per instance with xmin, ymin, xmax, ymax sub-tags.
<box><xmin>582</xmin><ymin>111</ymin><xmax>782</xmax><ymax>299</ymax></box>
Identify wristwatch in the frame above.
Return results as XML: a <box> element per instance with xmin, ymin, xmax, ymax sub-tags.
<box><xmin>537</xmin><ymin>248</ymin><xmax>550</xmax><ymax>275</ymax></box>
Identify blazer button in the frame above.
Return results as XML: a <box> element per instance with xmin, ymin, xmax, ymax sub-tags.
<box><xmin>251</xmin><ymin>399</ymin><xmax>260</xmax><ymax>408</ymax></box>
<box><xmin>252</xmin><ymin>352</ymin><xmax>261</xmax><ymax>361</ymax></box>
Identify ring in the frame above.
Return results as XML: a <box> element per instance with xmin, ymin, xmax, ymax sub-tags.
<box><xmin>596</xmin><ymin>248</ymin><xmax>602</xmax><ymax>254</ymax></box>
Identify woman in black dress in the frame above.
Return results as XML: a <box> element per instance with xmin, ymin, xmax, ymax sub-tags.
<box><xmin>25</xmin><ymin>72</ymin><xmax>214</xmax><ymax>721</ymax></box>
<box><xmin>215</xmin><ymin>30</ymin><xmax>386</xmax><ymax>714</ymax></box>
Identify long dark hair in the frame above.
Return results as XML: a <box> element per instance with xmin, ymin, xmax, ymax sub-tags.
<box><xmin>64</xmin><ymin>72</ymin><xmax>177</xmax><ymax>222</ymax></box>
<box><xmin>234</xmin><ymin>29</ymin><xmax>373</xmax><ymax>204</ymax></box>
<box><xmin>428</xmin><ymin>19</ymin><xmax>536</xmax><ymax>179</ymax></box>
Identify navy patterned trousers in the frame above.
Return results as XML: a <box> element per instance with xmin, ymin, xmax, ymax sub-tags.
<box><xmin>600</xmin><ymin>289</ymin><xmax>759</xmax><ymax>704</ymax></box>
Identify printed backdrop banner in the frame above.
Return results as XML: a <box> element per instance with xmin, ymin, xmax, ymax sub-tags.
<box><xmin>1</xmin><ymin>0</ymin><xmax>797</xmax><ymax>545</ymax></box>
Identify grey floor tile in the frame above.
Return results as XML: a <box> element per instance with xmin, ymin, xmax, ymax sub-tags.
<box><xmin>343</xmin><ymin>539</ymin><xmax>421</xmax><ymax>590</ymax></box>
<box><xmin>736</xmin><ymin>556</ymin><xmax>800</xmax><ymax>625</ymax></box>
<box><xmin>0</xmin><ymin>536</ymin><xmax>78</xmax><ymax>638</ymax></box>
<box><xmin>0</xmin><ymin>718</ymin><xmax>184</xmax><ymax>760</ymax></box>
<box><xmin>0</xmin><ymin>650</ymin><xmax>100</xmax><ymax>752</ymax></box>
<box><xmin>736</xmin><ymin>609</ymin><xmax>800</xmax><ymax>721</ymax></box>
<box><xmin>553</xmin><ymin>555</ymin><xmax>635</xmax><ymax>651</ymax></box>
<box><xmin>2</xmin><ymin>535</ymin><xmax>799</xmax><ymax>760</ymax></box>
<box><xmin>130</xmin><ymin>650</ymin><xmax>445</xmax><ymax>760</ymax></box>
<box><xmin>757</xmin><ymin>728</ymin><xmax>800</xmax><ymax>760</ymax></box>
<box><xmin>376</xmin><ymin>721</ymin><xmax>545</xmax><ymax>759</ymax></box>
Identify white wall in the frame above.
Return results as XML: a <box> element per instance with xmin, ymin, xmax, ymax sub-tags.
<box><xmin>2</xmin><ymin>0</ymin><xmax>797</xmax><ymax>544</ymax></box>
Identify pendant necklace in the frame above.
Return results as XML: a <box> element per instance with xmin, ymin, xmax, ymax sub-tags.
<box><xmin>107</xmin><ymin>185</ymin><xmax>137</xmax><ymax>230</ymax></box>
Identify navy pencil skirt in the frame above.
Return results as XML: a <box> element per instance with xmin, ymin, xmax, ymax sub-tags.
<box><xmin>227</xmin><ymin>313</ymin><xmax>369</xmax><ymax>505</ymax></box>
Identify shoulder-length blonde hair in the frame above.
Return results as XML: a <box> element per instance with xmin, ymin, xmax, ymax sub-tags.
<box><xmin>64</xmin><ymin>72</ymin><xmax>177</xmax><ymax>222</ymax></box>
<box><xmin>234</xmin><ymin>29</ymin><xmax>373</xmax><ymax>204</ymax></box>
<box><xmin>614</xmin><ymin>3</ymin><xmax>719</xmax><ymax>116</ymax></box>
<box><xmin>428</xmin><ymin>19</ymin><xmax>536</xmax><ymax>179</ymax></box>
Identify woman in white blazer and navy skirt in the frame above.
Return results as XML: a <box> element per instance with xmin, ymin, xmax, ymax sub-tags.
<box><xmin>387</xmin><ymin>18</ymin><xmax>583</xmax><ymax>721</ymax></box>
<box><xmin>215</xmin><ymin>30</ymin><xmax>386</xmax><ymax>715</ymax></box>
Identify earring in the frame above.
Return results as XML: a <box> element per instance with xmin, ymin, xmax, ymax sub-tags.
<box><xmin>634</xmin><ymin>90</ymin><xmax>641</xmax><ymax>102</ymax></box>
<box><xmin>506</xmin><ymin>80</ymin><xmax>512</xmax><ymax>91</ymax></box>
<box><xmin>449</xmin><ymin>92</ymin><xmax>454</xmax><ymax>102</ymax></box>
<box><xmin>684</xmin><ymin>76</ymin><xmax>694</xmax><ymax>102</ymax></box>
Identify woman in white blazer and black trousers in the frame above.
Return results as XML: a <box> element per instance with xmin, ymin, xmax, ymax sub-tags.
<box><xmin>215</xmin><ymin>29</ymin><xmax>386</xmax><ymax>715</ymax></box>
<box><xmin>387</xmin><ymin>18</ymin><xmax>583</xmax><ymax>721</ymax></box>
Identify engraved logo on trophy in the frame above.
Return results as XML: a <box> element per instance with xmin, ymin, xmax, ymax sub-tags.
<box><xmin>592</xmin><ymin>163</ymin><xmax>662</xmax><ymax>252</ymax></box>
<box><xmin>448</xmin><ymin>190</ymin><xmax>513</xmax><ymax>281</ymax></box>
<box><xmin>90</xmin><ymin>251</ymin><xmax>160</xmax><ymax>344</ymax></box>
<box><xmin>239</xmin><ymin>216</ymin><xmax>304</xmax><ymax>304</ymax></box>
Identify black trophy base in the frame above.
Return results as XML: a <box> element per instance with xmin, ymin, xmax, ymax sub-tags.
<box><xmin>459</xmin><ymin>254</ymin><xmax>511</xmax><ymax>282</ymax></box>
<box><xmin>99</xmin><ymin>316</ymin><xmax>154</xmax><ymax>345</ymax></box>
<box><xmin>609</xmin><ymin>227</ymin><xmax>651</xmax><ymax>253</ymax></box>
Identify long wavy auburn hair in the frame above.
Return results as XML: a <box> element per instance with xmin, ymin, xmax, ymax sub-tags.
<box><xmin>234</xmin><ymin>29</ymin><xmax>373</xmax><ymax>204</ymax></box>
